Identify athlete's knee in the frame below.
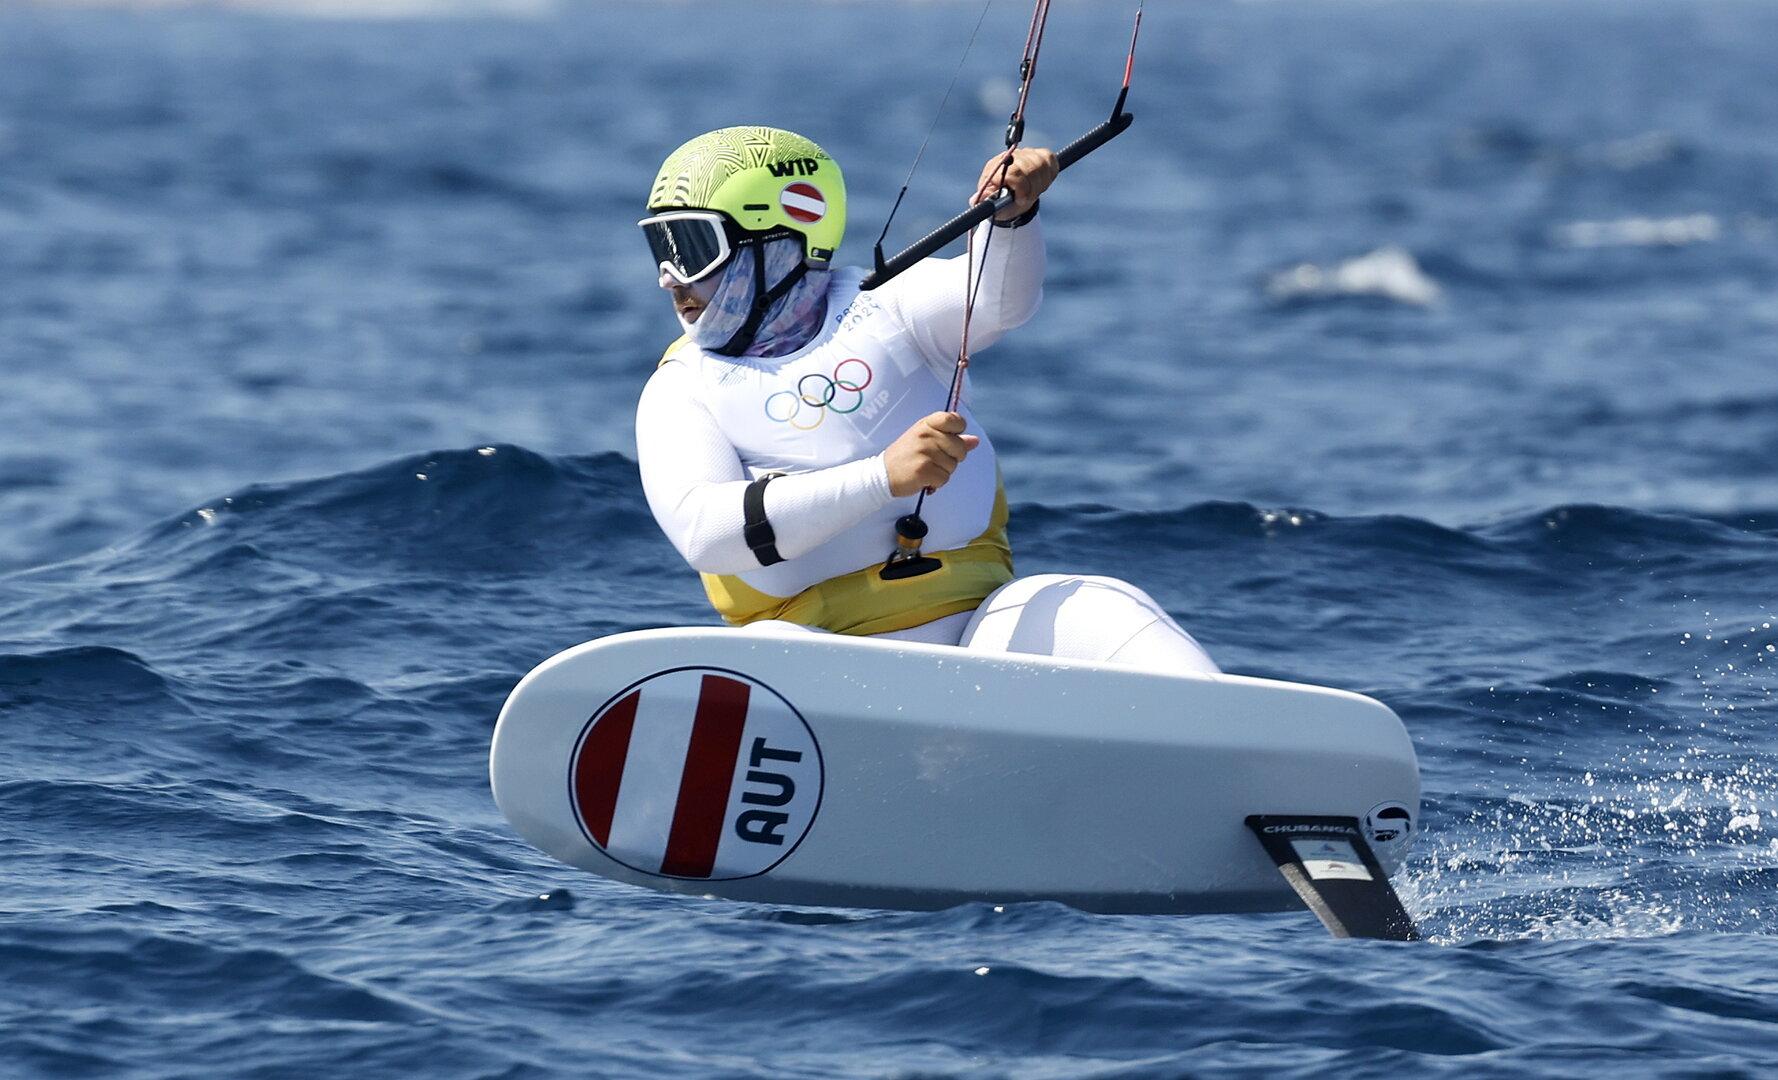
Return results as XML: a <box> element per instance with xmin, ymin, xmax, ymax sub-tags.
<box><xmin>1071</xmin><ymin>575</ymin><xmax>1164</xmax><ymax>604</ymax></box>
<box><xmin>965</xmin><ymin>572</ymin><xmax>1218</xmax><ymax>675</ymax></box>
<box><xmin>975</xmin><ymin>573</ymin><xmax>1126</xmax><ymax>609</ymax></box>
<box><xmin>1015</xmin><ymin>574</ymin><xmax>1168</xmax><ymax>617</ymax></box>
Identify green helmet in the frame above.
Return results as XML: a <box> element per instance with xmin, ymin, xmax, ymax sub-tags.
<box><xmin>647</xmin><ymin>126</ymin><xmax>846</xmax><ymax>268</ymax></box>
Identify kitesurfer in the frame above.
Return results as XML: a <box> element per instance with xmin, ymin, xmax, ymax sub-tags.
<box><xmin>635</xmin><ymin>127</ymin><xmax>1218</xmax><ymax>675</ymax></box>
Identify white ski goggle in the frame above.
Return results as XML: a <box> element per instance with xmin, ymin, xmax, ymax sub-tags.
<box><xmin>639</xmin><ymin>211</ymin><xmax>734</xmax><ymax>285</ymax></box>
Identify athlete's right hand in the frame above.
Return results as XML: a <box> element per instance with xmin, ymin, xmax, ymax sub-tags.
<box><xmin>884</xmin><ymin>412</ymin><xmax>979</xmax><ymax>498</ymax></box>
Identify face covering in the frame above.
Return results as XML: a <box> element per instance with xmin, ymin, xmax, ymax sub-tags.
<box><xmin>679</xmin><ymin>236</ymin><xmax>831</xmax><ymax>358</ymax></box>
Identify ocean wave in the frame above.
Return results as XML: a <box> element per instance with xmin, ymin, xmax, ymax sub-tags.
<box><xmin>15</xmin><ymin>450</ymin><xmax>1775</xmax><ymax>613</ymax></box>
<box><xmin>1017</xmin><ymin>497</ymin><xmax>1776</xmax><ymax>569</ymax></box>
<box><xmin>1552</xmin><ymin>213</ymin><xmax>1722</xmax><ymax>250</ymax></box>
<box><xmin>130</xmin><ymin>445</ymin><xmax>649</xmax><ymax>576</ymax></box>
<box><xmin>0</xmin><ymin>923</ymin><xmax>420</xmax><ymax>1048</ymax></box>
<box><xmin>1445</xmin><ymin>125</ymin><xmax>1698</xmax><ymax>177</ymax></box>
<box><xmin>305</xmin><ymin>151</ymin><xmax>565</xmax><ymax>208</ymax></box>
<box><xmin>1480</xmin><ymin>502</ymin><xmax>1777</xmax><ymax>552</ymax></box>
<box><xmin>0</xmin><ymin>645</ymin><xmax>181</xmax><ymax>712</ymax></box>
<box><xmin>1264</xmin><ymin>246</ymin><xmax>1444</xmax><ymax>309</ymax></box>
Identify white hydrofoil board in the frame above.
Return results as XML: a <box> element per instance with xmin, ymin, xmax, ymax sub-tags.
<box><xmin>490</xmin><ymin>628</ymin><xmax>1420</xmax><ymax>914</ymax></box>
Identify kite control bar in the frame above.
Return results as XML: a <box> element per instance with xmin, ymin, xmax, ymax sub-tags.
<box><xmin>859</xmin><ymin>109</ymin><xmax>1134</xmax><ymax>291</ymax></box>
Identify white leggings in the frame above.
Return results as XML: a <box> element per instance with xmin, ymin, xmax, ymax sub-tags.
<box><xmin>741</xmin><ymin>574</ymin><xmax>1220</xmax><ymax>678</ymax></box>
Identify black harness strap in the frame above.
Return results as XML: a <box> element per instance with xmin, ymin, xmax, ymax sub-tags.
<box><xmin>743</xmin><ymin>473</ymin><xmax>785</xmax><ymax>566</ymax></box>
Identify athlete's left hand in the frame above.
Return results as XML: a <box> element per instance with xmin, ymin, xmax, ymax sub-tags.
<box><xmin>973</xmin><ymin>147</ymin><xmax>1058</xmax><ymax>222</ymax></box>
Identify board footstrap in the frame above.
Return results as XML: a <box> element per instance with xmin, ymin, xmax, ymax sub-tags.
<box><xmin>1245</xmin><ymin>815</ymin><xmax>1421</xmax><ymax>942</ymax></box>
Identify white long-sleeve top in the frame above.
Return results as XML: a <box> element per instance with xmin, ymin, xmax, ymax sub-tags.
<box><xmin>636</xmin><ymin>217</ymin><xmax>1044</xmax><ymax>602</ymax></box>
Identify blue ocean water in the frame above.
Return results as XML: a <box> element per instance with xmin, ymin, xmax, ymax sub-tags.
<box><xmin>4</xmin><ymin>0</ymin><xmax>1778</xmax><ymax>1075</ymax></box>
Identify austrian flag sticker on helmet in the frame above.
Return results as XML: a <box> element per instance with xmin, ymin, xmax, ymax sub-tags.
<box><xmin>569</xmin><ymin>668</ymin><xmax>823</xmax><ymax>881</ymax></box>
<box><xmin>779</xmin><ymin>182</ymin><xmax>827</xmax><ymax>224</ymax></box>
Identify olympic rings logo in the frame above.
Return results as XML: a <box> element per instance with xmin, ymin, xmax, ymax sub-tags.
<box><xmin>763</xmin><ymin>359</ymin><xmax>874</xmax><ymax>430</ymax></box>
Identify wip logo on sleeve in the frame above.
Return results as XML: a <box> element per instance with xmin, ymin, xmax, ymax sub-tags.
<box><xmin>569</xmin><ymin>668</ymin><xmax>824</xmax><ymax>880</ymax></box>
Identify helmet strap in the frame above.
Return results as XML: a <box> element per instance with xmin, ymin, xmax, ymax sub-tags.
<box><xmin>712</xmin><ymin>247</ymin><xmax>810</xmax><ymax>357</ymax></box>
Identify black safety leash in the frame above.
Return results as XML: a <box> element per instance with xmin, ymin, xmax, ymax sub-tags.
<box><xmin>877</xmin><ymin>0</ymin><xmax>1144</xmax><ymax>581</ymax></box>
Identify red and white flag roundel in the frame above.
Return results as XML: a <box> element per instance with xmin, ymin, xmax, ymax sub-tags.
<box><xmin>570</xmin><ymin>668</ymin><xmax>823</xmax><ymax>881</ymax></box>
<box><xmin>779</xmin><ymin>182</ymin><xmax>826</xmax><ymax>224</ymax></box>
